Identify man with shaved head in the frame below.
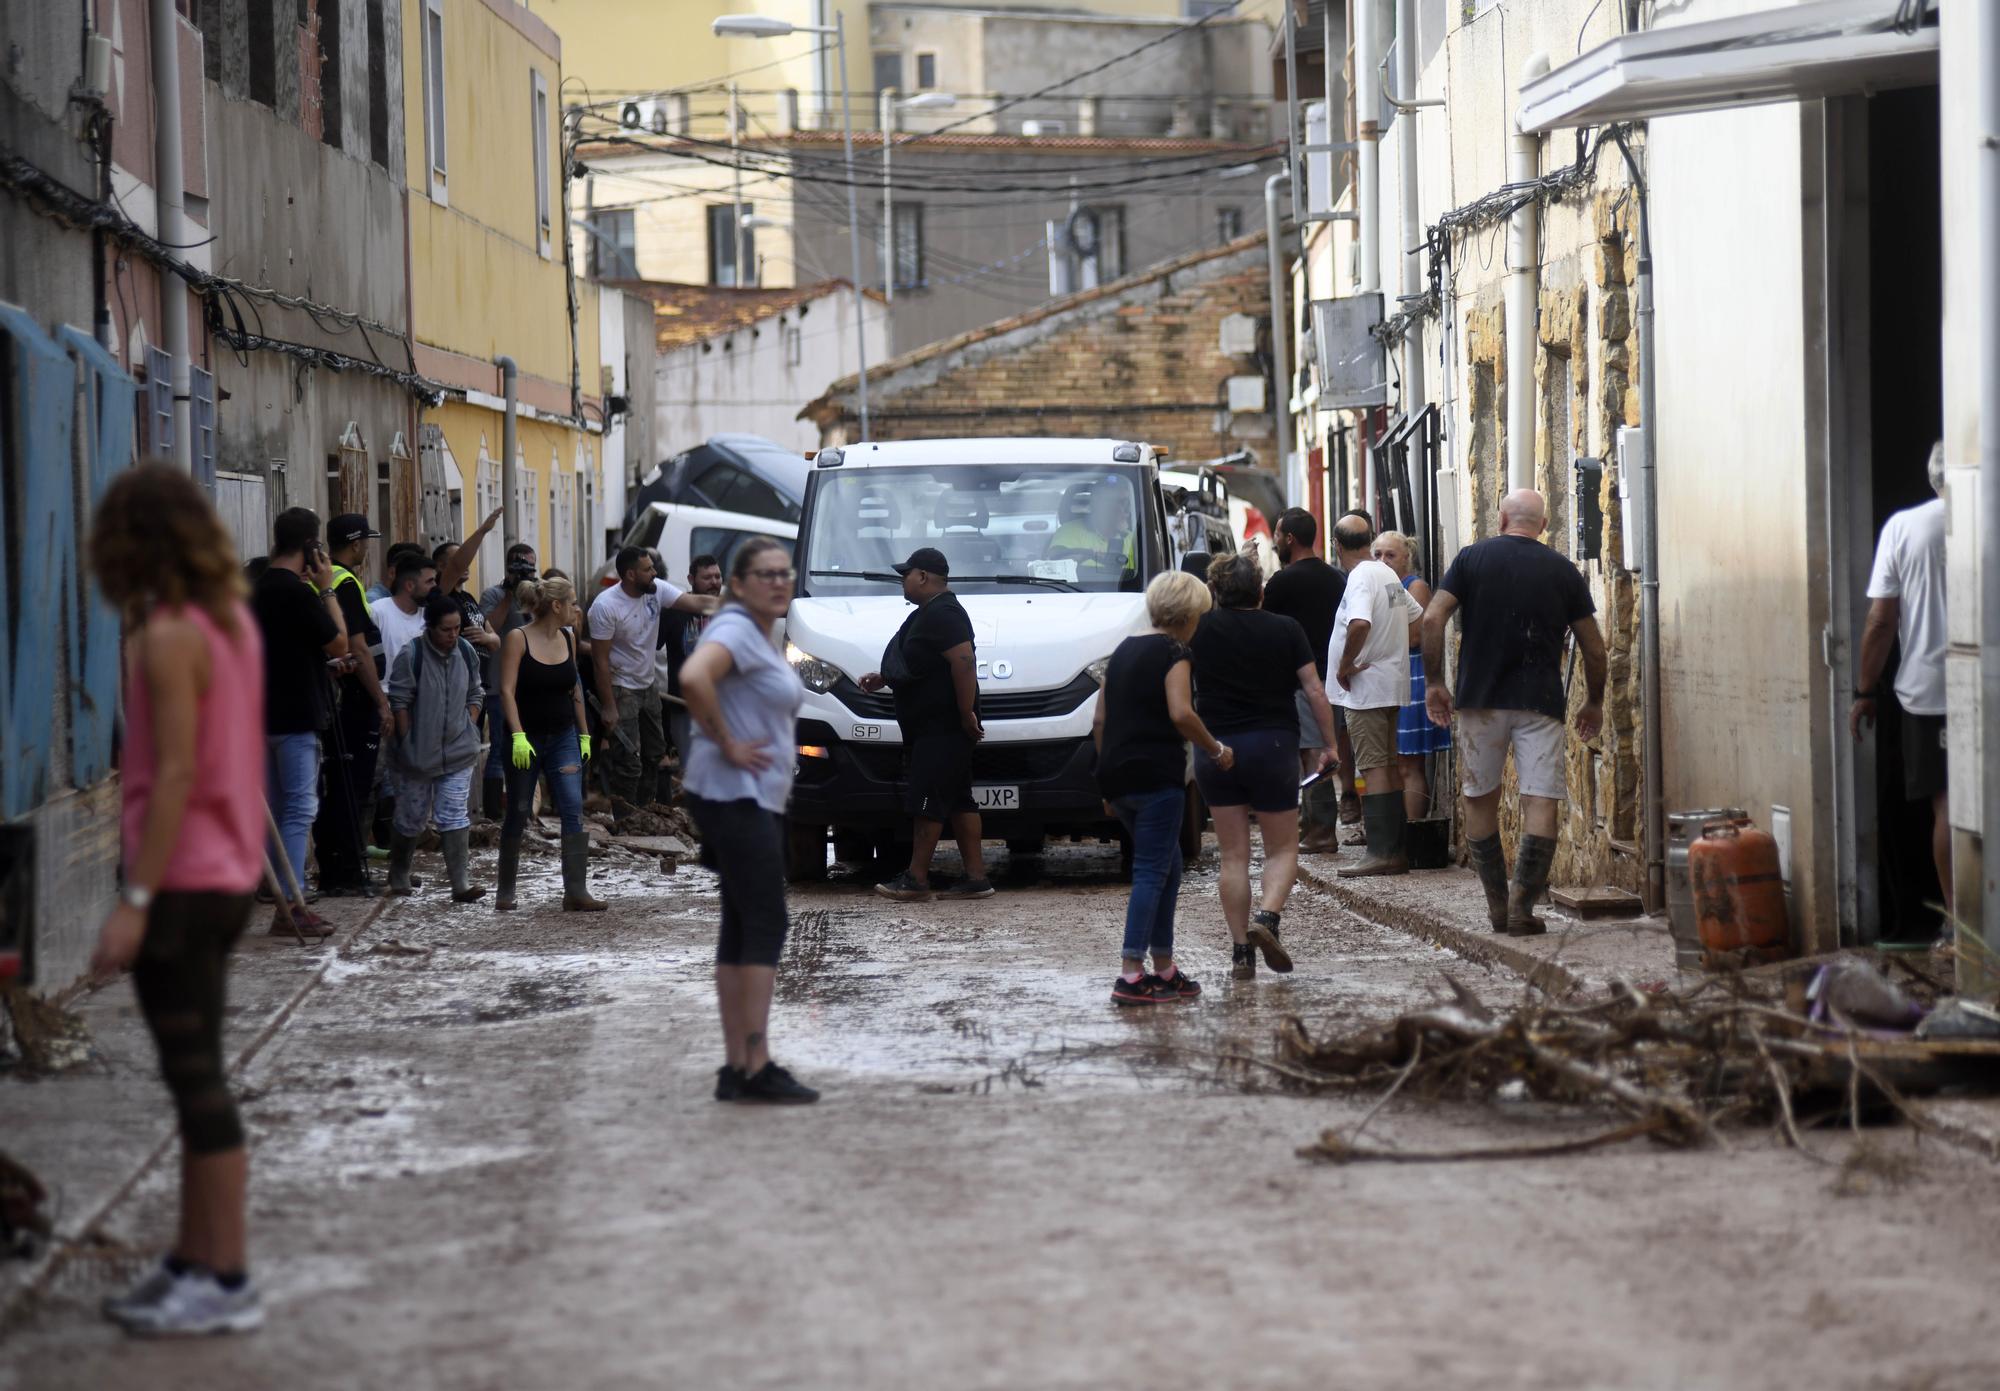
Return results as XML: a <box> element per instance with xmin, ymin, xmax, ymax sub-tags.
<box><xmin>1421</xmin><ymin>489</ymin><xmax>1605</xmax><ymax>935</ymax></box>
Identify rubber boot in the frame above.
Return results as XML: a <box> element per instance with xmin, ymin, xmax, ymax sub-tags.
<box><xmin>1338</xmin><ymin>791</ymin><xmax>1410</xmax><ymax>877</ymax></box>
<box><xmin>1245</xmin><ymin>909</ymin><xmax>1292</xmax><ymax>973</ymax></box>
<box><xmin>1467</xmin><ymin>833</ymin><xmax>1511</xmax><ymax>932</ymax></box>
<box><xmin>1507</xmin><ymin>833</ymin><xmax>1557</xmax><ymax>936</ymax></box>
<box><xmin>561</xmin><ymin>831</ymin><xmax>607</xmax><ymax>912</ymax></box>
<box><xmin>443</xmin><ymin>827</ymin><xmax>485</xmax><ymax>903</ymax></box>
<box><xmin>387</xmin><ymin>832</ymin><xmax>418</xmax><ymax>897</ymax></box>
<box><xmin>1299</xmin><ymin>777</ymin><xmax>1339</xmax><ymax>854</ymax></box>
<box><xmin>494</xmin><ymin>836</ymin><xmax>521</xmax><ymax>911</ymax></box>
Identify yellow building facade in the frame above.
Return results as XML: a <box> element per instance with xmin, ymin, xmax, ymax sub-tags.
<box><xmin>401</xmin><ymin>0</ymin><xmax>607</xmax><ymax>590</ymax></box>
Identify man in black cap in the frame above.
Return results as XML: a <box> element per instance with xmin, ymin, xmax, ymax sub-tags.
<box><xmin>860</xmin><ymin>547</ymin><xmax>994</xmax><ymax>901</ymax></box>
<box><xmin>313</xmin><ymin>512</ymin><xmax>392</xmax><ymax>895</ymax></box>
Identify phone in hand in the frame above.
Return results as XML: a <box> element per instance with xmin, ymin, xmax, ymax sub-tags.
<box><xmin>1298</xmin><ymin>769</ymin><xmax>1328</xmax><ymax>792</ymax></box>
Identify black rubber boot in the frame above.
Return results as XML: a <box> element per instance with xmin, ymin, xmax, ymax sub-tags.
<box><xmin>1467</xmin><ymin>833</ymin><xmax>1511</xmax><ymax>932</ymax></box>
<box><xmin>1338</xmin><ymin>791</ymin><xmax>1410</xmax><ymax>877</ymax></box>
<box><xmin>561</xmin><ymin>831</ymin><xmax>607</xmax><ymax>912</ymax></box>
<box><xmin>494</xmin><ymin>836</ymin><xmax>521</xmax><ymax>911</ymax></box>
<box><xmin>1507</xmin><ymin>833</ymin><xmax>1557</xmax><ymax>936</ymax></box>
<box><xmin>443</xmin><ymin>828</ymin><xmax>485</xmax><ymax>903</ymax></box>
<box><xmin>387</xmin><ymin>832</ymin><xmax>418</xmax><ymax>897</ymax></box>
<box><xmin>1245</xmin><ymin>909</ymin><xmax>1293</xmax><ymax>973</ymax></box>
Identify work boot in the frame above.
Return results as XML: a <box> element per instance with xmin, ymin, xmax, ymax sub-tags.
<box><xmin>1467</xmin><ymin>833</ymin><xmax>1511</xmax><ymax>932</ymax></box>
<box><xmin>1231</xmin><ymin>943</ymin><xmax>1257</xmax><ymax>981</ymax></box>
<box><xmin>1506</xmin><ymin>833</ymin><xmax>1557</xmax><ymax>936</ymax></box>
<box><xmin>561</xmin><ymin>831</ymin><xmax>607</xmax><ymax>912</ymax></box>
<box><xmin>1338</xmin><ymin>791</ymin><xmax>1410</xmax><ymax>878</ymax></box>
<box><xmin>494</xmin><ymin>836</ymin><xmax>522</xmax><ymax>911</ymax></box>
<box><xmin>442</xmin><ymin>827</ymin><xmax>485</xmax><ymax>903</ymax></box>
<box><xmin>387</xmin><ymin>832</ymin><xmax>418</xmax><ymax>897</ymax></box>
<box><xmin>1245</xmin><ymin>909</ymin><xmax>1293</xmax><ymax>973</ymax></box>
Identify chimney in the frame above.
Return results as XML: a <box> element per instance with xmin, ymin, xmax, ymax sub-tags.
<box><xmin>779</xmin><ymin>88</ymin><xmax>801</xmax><ymax>134</ymax></box>
<box><xmin>1076</xmin><ymin>95</ymin><xmax>1100</xmax><ymax>137</ymax></box>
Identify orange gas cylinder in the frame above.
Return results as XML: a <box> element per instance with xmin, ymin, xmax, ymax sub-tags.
<box><xmin>1687</xmin><ymin>820</ymin><xmax>1790</xmax><ymax>963</ymax></box>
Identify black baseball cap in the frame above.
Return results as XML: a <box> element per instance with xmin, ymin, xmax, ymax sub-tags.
<box><xmin>327</xmin><ymin>513</ymin><xmax>382</xmax><ymax>548</ymax></box>
<box><xmin>893</xmin><ymin>546</ymin><xmax>949</xmax><ymax>577</ymax></box>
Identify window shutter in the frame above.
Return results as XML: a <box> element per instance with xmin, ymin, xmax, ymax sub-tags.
<box><xmin>190</xmin><ymin>365</ymin><xmax>216</xmax><ymax>489</ymax></box>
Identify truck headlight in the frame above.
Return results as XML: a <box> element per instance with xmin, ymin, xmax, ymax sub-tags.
<box><xmin>786</xmin><ymin>640</ymin><xmax>845</xmax><ymax>694</ymax></box>
<box><xmin>1085</xmin><ymin>656</ymin><xmax>1112</xmax><ymax>685</ymax></box>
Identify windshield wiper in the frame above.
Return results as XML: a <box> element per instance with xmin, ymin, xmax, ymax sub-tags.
<box><xmin>806</xmin><ymin>569</ymin><xmax>903</xmax><ymax>583</ymax></box>
<box><xmin>952</xmin><ymin>574</ymin><xmax>1083</xmax><ymax>593</ymax></box>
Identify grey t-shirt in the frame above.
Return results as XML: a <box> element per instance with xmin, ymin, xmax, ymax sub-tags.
<box><xmin>682</xmin><ymin>607</ymin><xmax>804</xmax><ymax>814</ymax></box>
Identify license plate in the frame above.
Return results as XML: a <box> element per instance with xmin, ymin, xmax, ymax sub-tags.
<box><xmin>973</xmin><ymin>785</ymin><xmax>1020</xmax><ymax>811</ymax></box>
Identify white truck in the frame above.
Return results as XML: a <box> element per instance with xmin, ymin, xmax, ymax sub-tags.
<box><xmin>782</xmin><ymin>437</ymin><xmax>1205</xmax><ymax>879</ymax></box>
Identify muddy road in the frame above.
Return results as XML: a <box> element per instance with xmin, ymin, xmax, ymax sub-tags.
<box><xmin>7</xmin><ymin>839</ymin><xmax>2000</xmax><ymax>1389</ymax></box>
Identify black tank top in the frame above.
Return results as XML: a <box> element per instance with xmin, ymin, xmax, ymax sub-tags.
<box><xmin>515</xmin><ymin>629</ymin><xmax>580</xmax><ymax>740</ymax></box>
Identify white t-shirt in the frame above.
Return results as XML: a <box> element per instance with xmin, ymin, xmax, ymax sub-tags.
<box><xmin>588</xmin><ymin>577</ymin><xmax>686</xmax><ymax>690</ymax></box>
<box><xmin>682</xmin><ymin>607</ymin><xmax>805</xmax><ymax>814</ymax></box>
<box><xmin>1327</xmin><ymin>559</ymin><xmax>1424</xmax><ymax>712</ymax></box>
<box><xmin>1866</xmin><ymin>496</ymin><xmax>1947</xmax><ymax>716</ymax></box>
<box><xmin>371</xmin><ymin>597</ymin><xmax>428</xmax><ymax>673</ymax></box>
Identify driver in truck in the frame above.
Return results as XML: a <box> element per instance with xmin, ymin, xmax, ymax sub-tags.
<box><xmin>1046</xmin><ymin>481</ymin><xmax>1136</xmax><ymax>576</ymax></box>
<box><xmin>862</xmin><ymin>548</ymin><xmax>997</xmax><ymax>903</ymax></box>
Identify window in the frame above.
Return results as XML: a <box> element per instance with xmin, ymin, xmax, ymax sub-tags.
<box><xmin>1217</xmin><ymin>205</ymin><xmax>1243</xmax><ymax>244</ymax></box>
<box><xmin>1055</xmin><ymin>205</ymin><xmax>1125</xmax><ymax>291</ymax></box>
<box><xmin>474</xmin><ymin>445</ymin><xmax>503</xmax><ymax>584</ymax></box>
<box><xmin>915</xmin><ymin>52</ymin><xmax>937</xmax><ymax>90</ymax></box>
<box><xmin>247</xmin><ymin>2</ymin><xmax>276</xmax><ymax>106</ymax></box>
<box><xmin>532</xmin><ymin>70</ymin><xmax>552</xmax><ymax>256</ymax></box>
<box><xmin>690</xmin><ymin>463</ymin><xmax>797</xmax><ymax>523</ymax></box>
<box><xmin>514</xmin><ymin>457</ymin><xmax>540</xmax><ymax>552</ymax></box>
<box><xmin>706</xmin><ymin>203</ymin><xmax>754</xmax><ymax>286</ymax></box>
<box><xmin>893</xmin><ymin>203</ymin><xmax>924</xmax><ymax>290</ymax></box>
<box><xmin>1183</xmin><ymin>0</ymin><xmax>1235</xmax><ymax>15</ymax></box>
<box><xmin>692</xmin><ymin>527</ymin><xmax>794</xmax><ymax>578</ymax></box>
<box><xmin>422</xmin><ymin>0</ymin><xmax>447</xmax><ymax>201</ymax></box>
<box><xmin>321</xmin><ymin>0</ymin><xmax>343</xmax><ymax>150</ymax></box>
<box><xmin>189</xmin><ymin>365</ymin><xmax>216</xmax><ymax>489</ymax></box>
<box><xmin>783</xmin><ymin>323</ymin><xmax>803</xmax><ymax>367</ymax></box>
<box><xmin>588</xmin><ymin>208</ymin><xmax>637</xmax><ymax>279</ymax></box>
<box><xmin>366</xmin><ymin>0</ymin><xmax>390</xmax><ymax>168</ymax></box>
<box><xmin>872</xmin><ymin>51</ymin><xmax>901</xmax><ymax>95</ymax></box>
<box><xmin>143</xmin><ymin>346</ymin><xmax>173</xmax><ymax>457</ymax></box>
<box><xmin>550</xmin><ymin>469</ymin><xmax>576</xmax><ymax>576</ymax></box>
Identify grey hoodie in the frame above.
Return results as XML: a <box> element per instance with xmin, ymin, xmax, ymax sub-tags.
<box><xmin>388</xmin><ymin>633</ymin><xmax>485</xmax><ymax>780</ymax></box>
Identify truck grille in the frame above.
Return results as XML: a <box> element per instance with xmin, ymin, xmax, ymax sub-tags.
<box><xmin>832</xmin><ymin>673</ymin><xmax>1096</xmax><ymax>723</ymax></box>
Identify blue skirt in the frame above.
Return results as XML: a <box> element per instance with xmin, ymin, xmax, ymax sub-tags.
<box><xmin>1397</xmin><ymin>650</ymin><xmax>1452</xmax><ymax>755</ymax></box>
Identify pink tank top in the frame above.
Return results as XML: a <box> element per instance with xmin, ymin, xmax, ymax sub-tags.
<box><xmin>121</xmin><ymin>601</ymin><xmax>267</xmax><ymax>894</ymax></box>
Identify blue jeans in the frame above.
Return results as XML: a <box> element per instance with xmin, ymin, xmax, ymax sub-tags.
<box><xmin>265</xmin><ymin>732</ymin><xmax>322</xmax><ymax>890</ymax></box>
<box><xmin>501</xmin><ymin>728</ymin><xmax>586</xmax><ymax>838</ymax></box>
<box><xmin>393</xmin><ymin>765</ymin><xmax>475</xmax><ymax>837</ymax></box>
<box><xmin>1114</xmin><ymin>787</ymin><xmax>1185</xmax><ymax>962</ymax></box>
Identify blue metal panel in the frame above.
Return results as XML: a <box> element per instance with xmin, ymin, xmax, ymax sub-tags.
<box><xmin>59</xmin><ymin>326</ymin><xmax>135</xmax><ymax>787</ymax></box>
<box><xmin>190</xmin><ymin>364</ymin><xmax>215</xmax><ymax>490</ymax></box>
<box><xmin>0</xmin><ymin>304</ymin><xmax>78</xmax><ymax>818</ymax></box>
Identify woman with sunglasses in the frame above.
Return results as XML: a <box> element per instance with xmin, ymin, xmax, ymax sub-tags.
<box><xmin>678</xmin><ymin>539</ymin><xmax>819</xmax><ymax>1104</ymax></box>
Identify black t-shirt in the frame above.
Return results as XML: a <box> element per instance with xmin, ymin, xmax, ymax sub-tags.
<box><xmin>253</xmin><ymin>566</ymin><xmax>340</xmax><ymax>734</ymax></box>
<box><xmin>1097</xmin><ymin>633</ymin><xmax>1190</xmax><ymax>798</ymax></box>
<box><xmin>885</xmin><ymin>590</ymin><xmax>977</xmax><ymax>737</ymax></box>
<box><xmin>1261</xmin><ymin>555</ymin><xmax>1345</xmax><ymax>677</ymax></box>
<box><xmin>1188</xmin><ymin>606</ymin><xmax>1313</xmax><ymax>735</ymax></box>
<box><xmin>659</xmin><ymin>607</ymin><xmax>704</xmax><ymax>695</ymax></box>
<box><xmin>1437</xmin><ymin>534</ymin><xmax>1595</xmax><ymax>720</ymax></box>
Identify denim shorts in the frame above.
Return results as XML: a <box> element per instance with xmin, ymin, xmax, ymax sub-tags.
<box><xmin>1193</xmin><ymin>727</ymin><xmax>1300</xmax><ymax>812</ymax></box>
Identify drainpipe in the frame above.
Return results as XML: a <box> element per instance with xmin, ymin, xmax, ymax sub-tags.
<box><xmin>1505</xmin><ymin>53</ymin><xmax>1549</xmax><ymax>492</ymax></box>
<box><xmin>1393</xmin><ymin>0</ymin><xmax>1430</xmax><ymax>538</ymax></box>
<box><xmin>1265</xmin><ymin>171</ymin><xmax>1294</xmax><ymax>503</ymax></box>
<box><xmin>1977</xmin><ymin>0</ymin><xmax>2000</xmax><ymax>964</ymax></box>
<box><xmin>149</xmin><ymin>0</ymin><xmax>191</xmax><ymax>470</ymax></box>
<box><xmin>1353</xmin><ymin>0</ymin><xmax>1381</xmax><ymax>300</ymax></box>
<box><xmin>496</xmin><ymin>355</ymin><xmax>519</xmax><ymax>554</ymax></box>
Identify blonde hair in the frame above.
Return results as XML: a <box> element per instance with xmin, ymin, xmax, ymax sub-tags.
<box><xmin>516</xmin><ymin>574</ymin><xmax>575</xmax><ymax>618</ymax></box>
<box><xmin>1373</xmin><ymin>529</ymin><xmax>1415</xmax><ymax>573</ymax></box>
<box><xmin>1146</xmin><ymin>570</ymin><xmax>1213</xmax><ymax>631</ymax></box>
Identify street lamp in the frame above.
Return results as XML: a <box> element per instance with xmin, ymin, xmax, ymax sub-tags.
<box><xmin>714</xmin><ymin>11</ymin><xmax>871</xmax><ymax>438</ymax></box>
<box><xmin>878</xmin><ymin>89</ymin><xmax>955</xmax><ymax>304</ymax></box>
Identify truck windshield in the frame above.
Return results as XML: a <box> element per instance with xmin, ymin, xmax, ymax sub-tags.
<box><xmin>798</xmin><ymin>464</ymin><xmax>1162</xmax><ymax>597</ymax></box>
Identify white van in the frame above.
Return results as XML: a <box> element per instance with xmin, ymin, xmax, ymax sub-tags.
<box><xmin>783</xmin><ymin>437</ymin><xmax>1204</xmax><ymax>878</ymax></box>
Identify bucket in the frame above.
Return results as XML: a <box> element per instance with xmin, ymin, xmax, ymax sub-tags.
<box><xmin>1406</xmin><ymin>816</ymin><xmax>1452</xmax><ymax>871</ymax></box>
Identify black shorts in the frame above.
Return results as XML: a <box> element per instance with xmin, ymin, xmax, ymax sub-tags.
<box><xmin>906</xmin><ymin>731</ymin><xmax>976</xmax><ymax>821</ymax></box>
<box><xmin>1194</xmin><ymin>727</ymin><xmax>1300</xmax><ymax>813</ymax></box>
<box><xmin>1903</xmin><ymin>712</ymin><xmax>1948</xmax><ymax>801</ymax></box>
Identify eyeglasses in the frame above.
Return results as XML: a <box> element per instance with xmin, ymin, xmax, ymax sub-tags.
<box><xmin>746</xmin><ymin>567</ymin><xmax>796</xmax><ymax>584</ymax></box>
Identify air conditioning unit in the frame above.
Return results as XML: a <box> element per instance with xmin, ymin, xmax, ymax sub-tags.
<box><xmin>1021</xmin><ymin>120</ymin><xmax>1068</xmax><ymax>137</ymax></box>
<box><xmin>621</xmin><ymin>99</ymin><xmax>669</xmax><ymax>134</ymax></box>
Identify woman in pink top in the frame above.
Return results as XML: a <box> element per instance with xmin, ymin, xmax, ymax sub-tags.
<box><xmin>87</xmin><ymin>464</ymin><xmax>269</xmax><ymax>1338</ymax></box>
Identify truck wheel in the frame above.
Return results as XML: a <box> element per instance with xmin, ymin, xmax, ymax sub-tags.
<box><xmin>1179</xmin><ymin>783</ymin><xmax>1206</xmax><ymax>862</ymax></box>
<box><xmin>787</xmin><ymin>822</ymin><xmax>829</xmax><ymax>883</ymax></box>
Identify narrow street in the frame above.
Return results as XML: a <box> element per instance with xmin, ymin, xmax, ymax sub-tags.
<box><xmin>7</xmin><ymin>838</ymin><xmax>2000</xmax><ymax>1390</ymax></box>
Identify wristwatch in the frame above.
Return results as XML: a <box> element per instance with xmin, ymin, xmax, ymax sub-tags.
<box><xmin>120</xmin><ymin>884</ymin><xmax>154</xmax><ymax>911</ymax></box>
<box><xmin>1852</xmin><ymin>687</ymin><xmax>1877</xmax><ymax>701</ymax></box>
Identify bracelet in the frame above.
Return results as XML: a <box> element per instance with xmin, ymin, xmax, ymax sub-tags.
<box><xmin>1852</xmin><ymin>688</ymin><xmax>1877</xmax><ymax>701</ymax></box>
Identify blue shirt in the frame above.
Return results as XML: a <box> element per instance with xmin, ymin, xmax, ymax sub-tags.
<box><xmin>683</xmin><ymin>607</ymin><xmax>804</xmax><ymax>814</ymax></box>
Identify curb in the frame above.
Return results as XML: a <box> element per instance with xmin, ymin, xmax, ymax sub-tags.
<box><xmin>0</xmin><ymin>895</ymin><xmax>394</xmax><ymax>1328</ymax></box>
<box><xmin>1295</xmin><ymin>860</ymin><xmax>1588</xmax><ymax>998</ymax></box>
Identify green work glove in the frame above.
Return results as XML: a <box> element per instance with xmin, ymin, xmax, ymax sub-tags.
<box><xmin>511</xmin><ymin>731</ymin><xmax>533</xmax><ymax>769</ymax></box>
<box><xmin>579</xmin><ymin>733</ymin><xmax>592</xmax><ymax>762</ymax></box>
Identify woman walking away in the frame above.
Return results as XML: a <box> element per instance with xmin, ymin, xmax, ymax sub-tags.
<box><xmin>1189</xmin><ymin>553</ymin><xmax>1337</xmax><ymax>980</ymax></box>
<box><xmin>1372</xmin><ymin>530</ymin><xmax>1450</xmax><ymax>826</ymax></box>
<box><xmin>679</xmin><ymin>538</ymin><xmax>819</xmax><ymax>1104</ymax></box>
<box><xmin>494</xmin><ymin>575</ymin><xmax>604</xmax><ymax>912</ymax></box>
<box><xmin>386</xmin><ymin>592</ymin><xmax>487</xmax><ymax>903</ymax></box>
<box><xmin>88</xmin><ymin>465</ymin><xmax>268</xmax><ymax>1336</ymax></box>
<box><xmin>1092</xmin><ymin>572</ymin><xmax>1234</xmax><ymax>1006</ymax></box>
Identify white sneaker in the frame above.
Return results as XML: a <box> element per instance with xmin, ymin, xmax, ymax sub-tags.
<box><xmin>118</xmin><ymin>1268</ymin><xmax>264</xmax><ymax>1337</ymax></box>
<box><xmin>101</xmin><ymin>1257</ymin><xmax>180</xmax><ymax>1322</ymax></box>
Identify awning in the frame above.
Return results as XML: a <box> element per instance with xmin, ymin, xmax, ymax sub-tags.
<box><xmin>1517</xmin><ymin>0</ymin><xmax>1937</xmax><ymax>134</ymax></box>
